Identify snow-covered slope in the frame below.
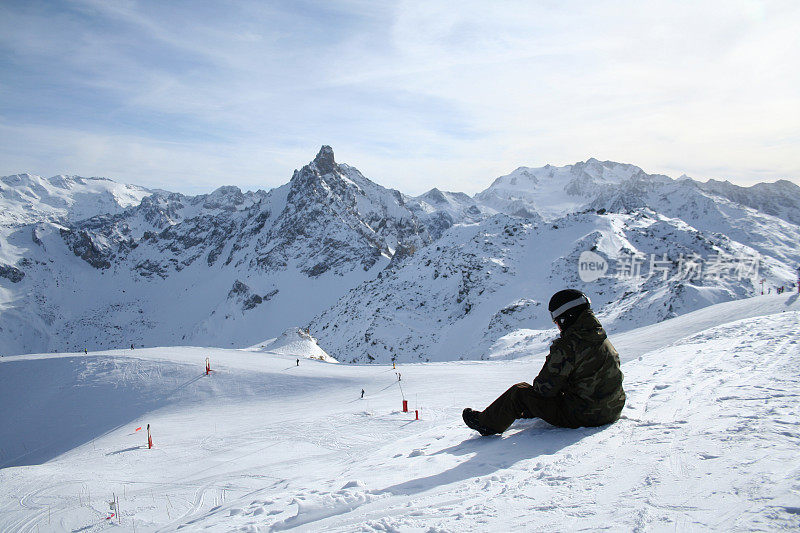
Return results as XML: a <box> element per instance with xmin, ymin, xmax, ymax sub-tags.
<box><xmin>1</xmin><ymin>151</ymin><xmax>798</xmax><ymax>360</ymax></box>
<box><xmin>1</xmin><ymin>294</ymin><xmax>798</xmax><ymax>531</ymax></box>
<box><xmin>0</xmin><ymin>173</ymin><xmax>153</xmax><ymax>226</ymax></box>
<box><xmin>245</xmin><ymin>327</ymin><xmax>337</xmax><ymax>363</ymax></box>
<box><xmin>591</xmin><ymin>176</ymin><xmax>800</xmax><ymax>268</ymax></box>
<box><xmin>0</xmin><ymin>147</ymin><xmax>430</xmax><ymax>355</ymax></box>
<box><xmin>404</xmin><ymin>188</ymin><xmax>494</xmax><ymax>240</ymax></box>
<box><xmin>475</xmin><ymin>158</ymin><xmax>655</xmax><ymax>220</ymax></box>
<box><xmin>302</xmin><ymin>157</ymin><xmax>799</xmax><ymax>364</ymax></box>
<box><xmin>475</xmin><ymin>158</ymin><xmax>800</xmax><ymax>229</ymax></box>
<box><xmin>310</xmin><ymin>208</ymin><xmax>797</xmax><ymax>363</ymax></box>
<box><xmin>701</xmin><ymin>178</ymin><xmax>800</xmax><ymax>225</ymax></box>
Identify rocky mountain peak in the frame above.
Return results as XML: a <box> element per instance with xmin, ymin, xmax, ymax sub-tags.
<box><xmin>422</xmin><ymin>188</ymin><xmax>446</xmax><ymax>204</ymax></box>
<box><xmin>313</xmin><ymin>145</ymin><xmax>338</xmax><ymax>176</ymax></box>
<box><xmin>201</xmin><ymin>185</ymin><xmax>245</xmax><ymax>209</ymax></box>
<box><xmin>287</xmin><ymin>147</ymin><xmax>345</xmax><ymax>203</ymax></box>
<box><xmin>1</xmin><ymin>151</ymin><xmax>798</xmax><ymax>359</ymax></box>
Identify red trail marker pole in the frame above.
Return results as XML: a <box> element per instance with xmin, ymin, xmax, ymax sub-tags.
<box><xmin>402</xmin><ymin>400</ymin><xmax>408</xmax><ymax>412</ymax></box>
<box><xmin>205</xmin><ymin>357</ymin><xmax>211</xmax><ymax>375</ymax></box>
<box><xmin>147</xmin><ymin>424</ymin><xmax>153</xmax><ymax>449</ymax></box>
<box><xmin>415</xmin><ymin>410</ymin><xmax>419</xmax><ymax>420</ymax></box>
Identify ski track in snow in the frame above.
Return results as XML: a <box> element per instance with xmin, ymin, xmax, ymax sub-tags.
<box><xmin>0</xmin><ymin>301</ymin><xmax>799</xmax><ymax>531</ymax></box>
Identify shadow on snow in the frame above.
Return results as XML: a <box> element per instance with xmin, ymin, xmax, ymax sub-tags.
<box><xmin>381</xmin><ymin>420</ymin><xmax>608</xmax><ymax>496</ymax></box>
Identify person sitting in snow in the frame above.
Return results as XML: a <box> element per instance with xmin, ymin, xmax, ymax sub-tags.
<box><xmin>463</xmin><ymin>289</ymin><xmax>625</xmax><ymax>435</ymax></box>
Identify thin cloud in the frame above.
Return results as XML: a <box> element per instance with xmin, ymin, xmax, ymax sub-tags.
<box><xmin>0</xmin><ymin>0</ymin><xmax>797</xmax><ymax>195</ymax></box>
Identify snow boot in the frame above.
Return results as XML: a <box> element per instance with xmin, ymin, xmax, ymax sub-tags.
<box><xmin>462</xmin><ymin>408</ymin><xmax>497</xmax><ymax>436</ymax></box>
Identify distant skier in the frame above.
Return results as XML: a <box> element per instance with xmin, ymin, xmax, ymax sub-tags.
<box><xmin>84</xmin><ymin>348</ymin><xmax>88</xmax><ymax>354</ymax></box>
<box><xmin>463</xmin><ymin>290</ymin><xmax>625</xmax><ymax>436</ymax></box>
<box><xmin>296</xmin><ymin>358</ymin><xmax>299</xmax><ymax>367</ymax></box>
<box><xmin>131</xmin><ymin>343</ymin><xmax>134</xmax><ymax>350</ymax></box>
<box><xmin>361</xmin><ymin>389</ymin><xmax>365</xmax><ymax>399</ymax></box>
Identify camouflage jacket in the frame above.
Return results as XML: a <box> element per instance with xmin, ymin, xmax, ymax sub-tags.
<box><xmin>532</xmin><ymin>309</ymin><xmax>625</xmax><ymax>426</ymax></box>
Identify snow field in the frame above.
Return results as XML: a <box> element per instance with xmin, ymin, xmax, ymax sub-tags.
<box><xmin>1</xmin><ymin>296</ymin><xmax>799</xmax><ymax>531</ymax></box>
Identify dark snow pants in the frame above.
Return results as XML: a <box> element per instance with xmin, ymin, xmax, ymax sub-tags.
<box><xmin>478</xmin><ymin>382</ymin><xmax>584</xmax><ymax>432</ymax></box>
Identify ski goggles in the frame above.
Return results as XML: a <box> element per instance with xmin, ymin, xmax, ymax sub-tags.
<box><xmin>550</xmin><ymin>294</ymin><xmax>591</xmax><ymax>321</ymax></box>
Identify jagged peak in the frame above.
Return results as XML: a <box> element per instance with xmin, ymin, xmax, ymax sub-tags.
<box><xmin>198</xmin><ymin>185</ymin><xmax>245</xmax><ymax>209</ymax></box>
<box><xmin>313</xmin><ymin>145</ymin><xmax>338</xmax><ymax>176</ymax></box>
<box><xmin>420</xmin><ymin>188</ymin><xmax>474</xmax><ymax>206</ymax></box>
<box><xmin>421</xmin><ymin>188</ymin><xmax>446</xmax><ymax>204</ymax></box>
<box><xmin>289</xmin><ymin>146</ymin><xmax>345</xmax><ymax>195</ymax></box>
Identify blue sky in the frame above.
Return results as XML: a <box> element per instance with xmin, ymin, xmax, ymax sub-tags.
<box><xmin>1</xmin><ymin>0</ymin><xmax>798</xmax><ymax>195</ymax></box>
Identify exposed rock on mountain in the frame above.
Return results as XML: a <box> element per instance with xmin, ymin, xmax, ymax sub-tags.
<box><xmin>310</xmin><ymin>205</ymin><xmax>783</xmax><ymax>363</ymax></box>
<box><xmin>700</xmin><ymin>179</ymin><xmax>800</xmax><ymax>225</ymax></box>
<box><xmin>0</xmin><ymin>147</ymin><xmax>431</xmax><ymax>355</ymax></box>
<box><xmin>252</xmin><ymin>146</ymin><xmax>429</xmax><ymax>278</ymax></box>
<box><xmin>0</xmin><ymin>264</ymin><xmax>25</xmax><ymax>283</ymax></box>
<box><xmin>0</xmin><ymin>149</ymin><xmax>797</xmax><ymax>360</ymax></box>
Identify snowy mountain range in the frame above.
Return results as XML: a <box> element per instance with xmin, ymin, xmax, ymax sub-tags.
<box><xmin>1</xmin><ymin>147</ymin><xmax>798</xmax><ymax>359</ymax></box>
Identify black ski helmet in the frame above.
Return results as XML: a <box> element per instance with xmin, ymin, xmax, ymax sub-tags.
<box><xmin>549</xmin><ymin>289</ymin><xmax>591</xmax><ymax>328</ymax></box>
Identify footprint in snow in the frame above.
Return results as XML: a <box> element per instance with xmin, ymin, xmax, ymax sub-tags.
<box><xmin>270</xmin><ymin>490</ymin><xmax>376</xmax><ymax>530</ymax></box>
